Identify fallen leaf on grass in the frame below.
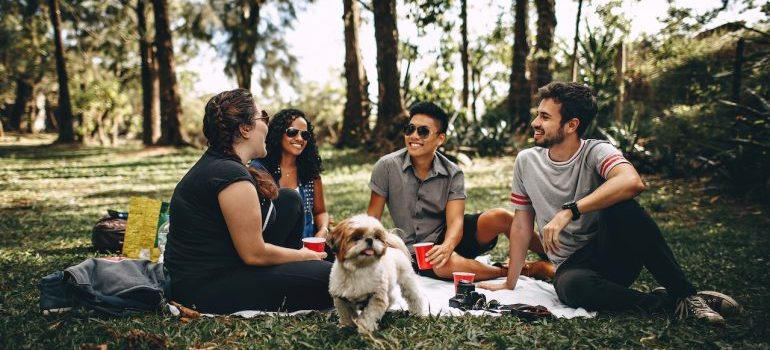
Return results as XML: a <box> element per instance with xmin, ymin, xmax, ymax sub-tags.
<box><xmin>640</xmin><ymin>334</ymin><xmax>656</xmax><ymax>344</ymax></box>
<box><xmin>80</xmin><ymin>344</ymin><xmax>107</xmax><ymax>350</ymax></box>
<box><xmin>170</xmin><ymin>301</ymin><xmax>201</xmax><ymax>319</ymax></box>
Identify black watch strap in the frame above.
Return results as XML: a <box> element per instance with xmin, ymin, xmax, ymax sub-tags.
<box><xmin>562</xmin><ymin>201</ymin><xmax>581</xmax><ymax>221</ymax></box>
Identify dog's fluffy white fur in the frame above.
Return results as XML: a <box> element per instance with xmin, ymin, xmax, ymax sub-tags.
<box><xmin>328</xmin><ymin>214</ymin><xmax>425</xmax><ymax>334</ymax></box>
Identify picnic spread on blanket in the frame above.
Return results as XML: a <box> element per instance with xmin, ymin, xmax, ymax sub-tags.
<box><xmin>41</xmin><ymin>196</ymin><xmax>594</xmax><ymax>320</ymax></box>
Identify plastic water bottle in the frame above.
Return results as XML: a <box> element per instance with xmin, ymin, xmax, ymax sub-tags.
<box><xmin>157</xmin><ymin>217</ymin><xmax>170</xmax><ymax>263</ymax></box>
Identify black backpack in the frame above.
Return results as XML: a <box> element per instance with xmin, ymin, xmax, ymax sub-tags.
<box><xmin>91</xmin><ymin>210</ymin><xmax>128</xmax><ymax>252</ymax></box>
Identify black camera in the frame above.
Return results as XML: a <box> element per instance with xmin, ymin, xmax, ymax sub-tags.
<box><xmin>448</xmin><ymin>280</ymin><xmax>487</xmax><ymax>310</ymax></box>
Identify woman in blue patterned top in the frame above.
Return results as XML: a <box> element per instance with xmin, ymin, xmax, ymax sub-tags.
<box><xmin>252</xmin><ymin>109</ymin><xmax>330</xmax><ymax>238</ymax></box>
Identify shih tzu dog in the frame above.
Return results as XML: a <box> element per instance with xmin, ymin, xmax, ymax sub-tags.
<box><xmin>328</xmin><ymin>214</ymin><xmax>425</xmax><ymax>334</ymax></box>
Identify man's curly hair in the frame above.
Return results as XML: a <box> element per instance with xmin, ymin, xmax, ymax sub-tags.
<box><xmin>262</xmin><ymin>108</ymin><xmax>323</xmax><ymax>183</ymax></box>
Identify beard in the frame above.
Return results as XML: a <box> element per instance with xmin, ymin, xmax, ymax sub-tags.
<box><xmin>534</xmin><ymin>127</ymin><xmax>566</xmax><ymax>148</ymax></box>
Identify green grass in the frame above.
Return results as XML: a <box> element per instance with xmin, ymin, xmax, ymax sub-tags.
<box><xmin>1</xmin><ymin>135</ymin><xmax>768</xmax><ymax>349</ymax></box>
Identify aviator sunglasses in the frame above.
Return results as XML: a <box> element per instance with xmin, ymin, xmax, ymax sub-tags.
<box><xmin>403</xmin><ymin>123</ymin><xmax>436</xmax><ymax>139</ymax></box>
<box><xmin>285</xmin><ymin>127</ymin><xmax>312</xmax><ymax>141</ymax></box>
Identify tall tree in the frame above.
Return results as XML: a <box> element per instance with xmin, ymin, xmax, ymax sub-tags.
<box><xmin>460</xmin><ymin>0</ymin><xmax>469</xmax><ymax>113</ymax></box>
<box><xmin>4</xmin><ymin>1</ymin><xmax>48</xmax><ymax>133</ymax></box>
<box><xmin>570</xmin><ymin>0</ymin><xmax>584</xmax><ymax>81</ymax></box>
<box><xmin>152</xmin><ymin>0</ymin><xmax>186</xmax><ymax>145</ymax></box>
<box><xmin>533</xmin><ymin>0</ymin><xmax>556</xmax><ymax>90</ymax></box>
<box><xmin>508</xmin><ymin>0</ymin><xmax>530</xmax><ymax>131</ymax></box>
<box><xmin>337</xmin><ymin>0</ymin><xmax>370</xmax><ymax>148</ymax></box>
<box><xmin>136</xmin><ymin>0</ymin><xmax>161</xmax><ymax>145</ymax></box>
<box><xmin>372</xmin><ymin>0</ymin><xmax>408</xmax><ymax>151</ymax></box>
<box><xmin>48</xmin><ymin>0</ymin><xmax>75</xmax><ymax>143</ymax></box>
<box><xmin>206</xmin><ymin>0</ymin><xmax>303</xmax><ymax>92</ymax></box>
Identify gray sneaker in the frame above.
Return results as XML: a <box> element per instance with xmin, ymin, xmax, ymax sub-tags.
<box><xmin>652</xmin><ymin>287</ymin><xmax>741</xmax><ymax>317</ymax></box>
<box><xmin>675</xmin><ymin>295</ymin><xmax>724</xmax><ymax>324</ymax></box>
<box><xmin>696</xmin><ymin>291</ymin><xmax>742</xmax><ymax>317</ymax></box>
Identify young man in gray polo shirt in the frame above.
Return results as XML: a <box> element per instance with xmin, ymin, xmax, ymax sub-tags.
<box><xmin>367</xmin><ymin>101</ymin><xmax>553</xmax><ymax>281</ymax></box>
<box><xmin>479</xmin><ymin>82</ymin><xmax>739</xmax><ymax>324</ymax></box>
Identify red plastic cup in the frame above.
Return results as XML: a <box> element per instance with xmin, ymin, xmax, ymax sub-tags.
<box><xmin>413</xmin><ymin>242</ymin><xmax>434</xmax><ymax>270</ymax></box>
<box><xmin>302</xmin><ymin>237</ymin><xmax>326</xmax><ymax>253</ymax></box>
<box><xmin>453</xmin><ymin>272</ymin><xmax>476</xmax><ymax>292</ymax></box>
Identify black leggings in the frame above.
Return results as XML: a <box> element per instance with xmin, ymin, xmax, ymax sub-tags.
<box><xmin>173</xmin><ymin>189</ymin><xmax>333</xmax><ymax>313</ymax></box>
<box><xmin>553</xmin><ymin>200</ymin><xmax>697</xmax><ymax>312</ymax></box>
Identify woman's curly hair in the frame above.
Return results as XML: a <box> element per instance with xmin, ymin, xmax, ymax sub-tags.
<box><xmin>202</xmin><ymin>89</ymin><xmax>277</xmax><ymax>199</ymax></box>
<box><xmin>262</xmin><ymin>108</ymin><xmax>323</xmax><ymax>183</ymax></box>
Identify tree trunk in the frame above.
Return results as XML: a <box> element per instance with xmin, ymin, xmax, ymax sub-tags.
<box><xmin>138</xmin><ymin>0</ymin><xmax>159</xmax><ymax>144</ymax></box>
<box><xmin>9</xmin><ymin>78</ymin><xmax>34</xmax><ymax>131</ymax></box>
<box><xmin>460</xmin><ymin>0</ymin><xmax>469</xmax><ymax>113</ymax></box>
<box><xmin>534</xmin><ymin>0</ymin><xmax>556</xmax><ymax>90</ymax></box>
<box><xmin>732</xmin><ymin>37</ymin><xmax>744</xmax><ymax>103</ymax></box>
<box><xmin>508</xmin><ymin>0</ymin><xmax>530</xmax><ymax>131</ymax></box>
<box><xmin>152</xmin><ymin>0</ymin><xmax>187</xmax><ymax>146</ymax></box>
<box><xmin>338</xmin><ymin>0</ymin><xmax>371</xmax><ymax>148</ymax></box>
<box><xmin>371</xmin><ymin>0</ymin><xmax>407</xmax><ymax>152</ymax></box>
<box><xmin>614</xmin><ymin>41</ymin><xmax>625</xmax><ymax>122</ymax></box>
<box><xmin>48</xmin><ymin>0</ymin><xmax>76</xmax><ymax>143</ymax></box>
<box><xmin>570</xmin><ymin>0</ymin><xmax>583</xmax><ymax>82</ymax></box>
<box><xmin>138</xmin><ymin>0</ymin><xmax>161</xmax><ymax>145</ymax></box>
<box><xmin>231</xmin><ymin>0</ymin><xmax>261</xmax><ymax>90</ymax></box>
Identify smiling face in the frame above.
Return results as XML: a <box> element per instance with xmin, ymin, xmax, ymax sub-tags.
<box><xmin>281</xmin><ymin>117</ymin><xmax>309</xmax><ymax>157</ymax></box>
<box><xmin>240</xmin><ymin>108</ymin><xmax>269</xmax><ymax>159</ymax></box>
<box><xmin>531</xmin><ymin>98</ymin><xmax>569</xmax><ymax>148</ymax></box>
<box><xmin>404</xmin><ymin>114</ymin><xmax>445</xmax><ymax>159</ymax></box>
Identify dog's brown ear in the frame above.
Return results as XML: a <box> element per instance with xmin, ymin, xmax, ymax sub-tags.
<box><xmin>327</xmin><ymin>223</ymin><xmax>346</xmax><ymax>257</ymax></box>
<box><xmin>327</xmin><ymin>236</ymin><xmax>340</xmax><ymax>255</ymax></box>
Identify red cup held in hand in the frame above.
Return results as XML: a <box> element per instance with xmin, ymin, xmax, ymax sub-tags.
<box><xmin>413</xmin><ymin>242</ymin><xmax>434</xmax><ymax>270</ymax></box>
<box><xmin>302</xmin><ymin>237</ymin><xmax>326</xmax><ymax>253</ymax></box>
<box><xmin>453</xmin><ymin>272</ymin><xmax>475</xmax><ymax>292</ymax></box>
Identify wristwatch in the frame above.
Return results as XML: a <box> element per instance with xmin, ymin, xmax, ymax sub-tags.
<box><xmin>562</xmin><ymin>201</ymin><xmax>581</xmax><ymax>221</ymax></box>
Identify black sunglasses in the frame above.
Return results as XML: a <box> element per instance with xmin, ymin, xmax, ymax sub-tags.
<box><xmin>285</xmin><ymin>127</ymin><xmax>311</xmax><ymax>141</ymax></box>
<box><xmin>403</xmin><ymin>123</ymin><xmax>435</xmax><ymax>139</ymax></box>
<box><xmin>255</xmin><ymin>110</ymin><xmax>270</xmax><ymax>124</ymax></box>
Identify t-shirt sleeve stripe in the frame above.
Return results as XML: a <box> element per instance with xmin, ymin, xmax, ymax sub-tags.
<box><xmin>510</xmin><ymin>192</ymin><xmax>531</xmax><ymax>205</ymax></box>
<box><xmin>599</xmin><ymin>153</ymin><xmax>628</xmax><ymax>178</ymax></box>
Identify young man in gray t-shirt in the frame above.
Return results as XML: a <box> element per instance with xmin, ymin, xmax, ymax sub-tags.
<box><xmin>479</xmin><ymin>82</ymin><xmax>739</xmax><ymax>325</ymax></box>
<box><xmin>367</xmin><ymin>101</ymin><xmax>553</xmax><ymax>281</ymax></box>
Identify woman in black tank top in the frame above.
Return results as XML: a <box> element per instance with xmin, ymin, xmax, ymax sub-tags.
<box><xmin>164</xmin><ymin>89</ymin><xmax>333</xmax><ymax>313</ymax></box>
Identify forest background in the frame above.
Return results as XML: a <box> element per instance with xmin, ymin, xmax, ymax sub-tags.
<box><xmin>1</xmin><ymin>0</ymin><xmax>768</xmax><ymax>200</ymax></box>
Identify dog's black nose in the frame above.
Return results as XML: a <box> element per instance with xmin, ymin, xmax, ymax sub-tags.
<box><xmin>365</xmin><ymin>237</ymin><xmax>373</xmax><ymax>246</ymax></box>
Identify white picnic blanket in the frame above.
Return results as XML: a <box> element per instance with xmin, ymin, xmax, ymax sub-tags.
<box><xmin>171</xmin><ymin>274</ymin><xmax>595</xmax><ymax>319</ymax></box>
<box><xmin>388</xmin><ymin>275</ymin><xmax>595</xmax><ymax>318</ymax></box>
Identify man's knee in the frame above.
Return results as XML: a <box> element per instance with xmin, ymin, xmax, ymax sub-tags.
<box><xmin>554</xmin><ymin>269</ymin><xmax>600</xmax><ymax>309</ymax></box>
<box><xmin>431</xmin><ymin>253</ymin><xmax>462</xmax><ymax>279</ymax></box>
<box><xmin>477</xmin><ymin>208</ymin><xmax>513</xmax><ymax>236</ymax></box>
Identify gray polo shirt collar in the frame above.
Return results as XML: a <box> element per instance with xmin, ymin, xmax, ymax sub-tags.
<box><xmin>400</xmin><ymin>151</ymin><xmax>449</xmax><ymax>178</ymax></box>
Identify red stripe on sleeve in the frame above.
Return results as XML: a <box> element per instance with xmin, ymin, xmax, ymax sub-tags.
<box><xmin>510</xmin><ymin>193</ymin><xmax>531</xmax><ymax>205</ymax></box>
<box><xmin>600</xmin><ymin>154</ymin><xmax>624</xmax><ymax>177</ymax></box>
<box><xmin>600</xmin><ymin>154</ymin><xmax>626</xmax><ymax>178</ymax></box>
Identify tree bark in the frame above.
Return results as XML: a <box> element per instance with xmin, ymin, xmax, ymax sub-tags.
<box><xmin>534</xmin><ymin>0</ymin><xmax>556</xmax><ymax>90</ymax></box>
<box><xmin>732</xmin><ymin>37</ymin><xmax>744</xmax><ymax>103</ymax></box>
<box><xmin>338</xmin><ymin>0</ymin><xmax>371</xmax><ymax>148</ymax></box>
<box><xmin>570</xmin><ymin>0</ymin><xmax>583</xmax><ymax>82</ymax></box>
<box><xmin>9</xmin><ymin>78</ymin><xmax>34</xmax><ymax>131</ymax></box>
<box><xmin>460</xmin><ymin>0</ymin><xmax>469</xmax><ymax>113</ymax></box>
<box><xmin>508</xmin><ymin>0</ymin><xmax>530</xmax><ymax>131</ymax></box>
<box><xmin>614</xmin><ymin>41</ymin><xmax>625</xmax><ymax>122</ymax></box>
<box><xmin>48</xmin><ymin>0</ymin><xmax>76</xmax><ymax>143</ymax></box>
<box><xmin>137</xmin><ymin>0</ymin><xmax>160</xmax><ymax>145</ymax></box>
<box><xmin>229</xmin><ymin>0</ymin><xmax>262</xmax><ymax>90</ymax></box>
<box><xmin>371</xmin><ymin>0</ymin><xmax>407</xmax><ymax>152</ymax></box>
<box><xmin>152</xmin><ymin>0</ymin><xmax>187</xmax><ymax>145</ymax></box>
